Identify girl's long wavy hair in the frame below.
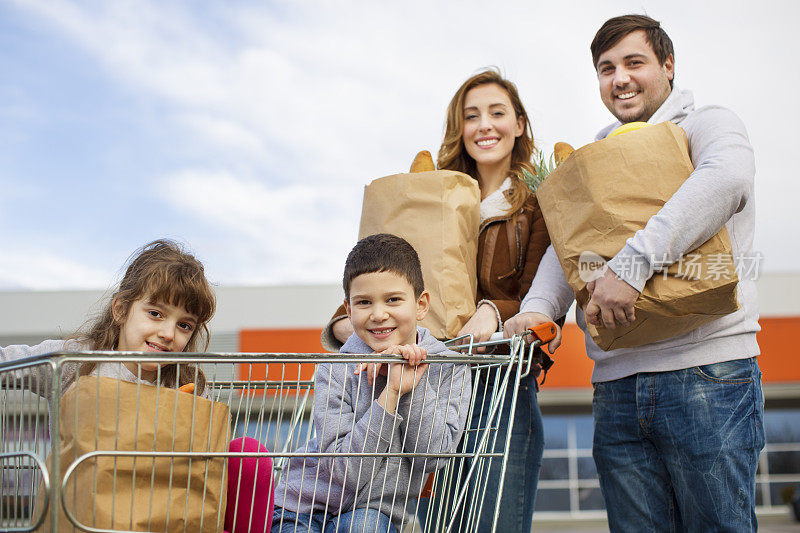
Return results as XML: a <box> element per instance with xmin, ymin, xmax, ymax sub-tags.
<box><xmin>438</xmin><ymin>68</ymin><xmax>536</xmax><ymax>214</ymax></box>
<box><xmin>75</xmin><ymin>239</ymin><xmax>216</xmax><ymax>392</ymax></box>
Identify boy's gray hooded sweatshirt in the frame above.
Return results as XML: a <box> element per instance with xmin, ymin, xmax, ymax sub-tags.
<box><xmin>273</xmin><ymin>326</ymin><xmax>471</xmax><ymax>530</ymax></box>
<box><xmin>522</xmin><ymin>87</ymin><xmax>760</xmax><ymax>382</ymax></box>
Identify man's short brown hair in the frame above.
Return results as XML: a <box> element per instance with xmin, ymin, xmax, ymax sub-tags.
<box><xmin>591</xmin><ymin>14</ymin><xmax>674</xmax><ymax>74</ymax></box>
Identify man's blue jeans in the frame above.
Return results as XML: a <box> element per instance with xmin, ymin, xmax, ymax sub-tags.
<box><xmin>271</xmin><ymin>507</ymin><xmax>397</xmax><ymax>533</ymax></box>
<box><xmin>592</xmin><ymin>357</ymin><xmax>765</xmax><ymax>532</ymax></box>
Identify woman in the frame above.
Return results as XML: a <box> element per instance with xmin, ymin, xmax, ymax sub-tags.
<box><xmin>321</xmin><ymin>68</ymin><xmax>551</xmax><ymax>532</ymax></box>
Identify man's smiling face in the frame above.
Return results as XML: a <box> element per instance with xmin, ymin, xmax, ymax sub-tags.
<box><xmin>596</xmin><ymin>30</ymin><xmax>674</xmax><ymax>124</ymax></box>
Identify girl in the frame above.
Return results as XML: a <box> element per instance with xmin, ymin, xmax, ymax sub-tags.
<box><xmin>0</xmin><ymin>239</ymin><xmax>216</xmax><ymax>396</ymax></box>
<box><xmin>322</xmin><ymin>68</ymin><xmax>551</xmax><ymax>532</ymax></box>
<box><xmin>2</xmin><ymin>239</ymin><xmax>277</xmax><ymax>533</ymax></box>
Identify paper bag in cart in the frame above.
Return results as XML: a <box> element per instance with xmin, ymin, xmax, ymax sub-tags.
<box><xmin>536</xmin><ymin>122</ymin><xmax>739</xmax><ymax>351</ymax></box>
<box><xmin>38</xmin><ymin>375</ymin><xmax>230</xmax><ymax>532</ymax></box>
<box><xmin>359</xmin><ymin>170</ymin><xmax>480</xmax><ymax>339</ymax></box>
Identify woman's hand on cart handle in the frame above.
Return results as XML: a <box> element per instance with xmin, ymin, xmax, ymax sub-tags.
<box><xmin>503</xmin><ymin>312</ymin><xmax>562</xmax><ymax>354</ymax></box>
<box><xmin>332</xmin><ymin>317</ymin><xmax>354</xmax><ymax>344</ymax></box>
<box><xmin>456</xmin><ymin>303</ymin><xmax>499</xmax><ymax>353</ymax></box>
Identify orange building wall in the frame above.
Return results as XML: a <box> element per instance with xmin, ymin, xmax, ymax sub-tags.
<box><xmin>238</xmin><ymin>328</ymin><xmax>322</xmax><ymax>385</ymax></box>
<box><xmin>754</xmin><ymin>317</ymin><xmax>800</xmax><ymax>383</ymax></box>
<box><xmin>239</xmin><ymin>317</ymin><xmax>799</xmax><ymax>388</ymax></box>
<box><xmin>539</xmin><ymin>317</ymin><xmax>800</xmax><ymax>387</ymax></box>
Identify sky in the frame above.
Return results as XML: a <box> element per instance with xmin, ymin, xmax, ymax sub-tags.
<box><xmin>0</xmin><ymin>0</ymin><xmax>797</xmax><ymax>291</ymax></box>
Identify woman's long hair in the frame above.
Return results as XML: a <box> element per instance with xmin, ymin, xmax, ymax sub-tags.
<box><xmin>438</xmin><ymin>68</ymin><xmax>536</xmax><ymax>214</ymax></box>
<box><xmin>74</xmin><ymin>239</ymin><xmax>216</xmax><ymax>392</ymax></box>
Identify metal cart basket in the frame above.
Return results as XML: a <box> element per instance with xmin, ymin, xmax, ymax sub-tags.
<box><xmin>1</xmin><ymin>331</ymin><xmax>550</xmax><ymax>533</ymax></box>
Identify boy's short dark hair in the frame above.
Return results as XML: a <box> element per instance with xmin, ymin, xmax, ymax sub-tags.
<box><xmin>343</xmin><ymin>234</ymin><xmax>425</xmax><ymax>299</ymax></box>
<box><xmin>591</xmin><ymin>14</ymin><xmax>675</xmax><ymax>85</ymax></box>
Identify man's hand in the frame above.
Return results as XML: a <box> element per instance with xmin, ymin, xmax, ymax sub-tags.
<box><xmin>455</xmin><ymin>303</ymin><xmax>499</xmax><ymax>353</ymax></box>
<box><xmin>585</xmin><ymin>268</ymin><xmax>640</xmax><ymax>329</ymax></box>
<box><xmin>503</xmin><ymin>311</ymin><xmax>562</xmax><ymax>354</ymax></box>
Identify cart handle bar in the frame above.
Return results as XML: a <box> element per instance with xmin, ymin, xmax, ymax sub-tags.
<box><xmin>487</xmin><ymin>321</ymin><xmax>557</xmax><ymax>344</ymax></box>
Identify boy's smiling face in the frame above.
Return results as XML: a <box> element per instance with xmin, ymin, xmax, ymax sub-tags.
<box><xmin>345</xmin><ymin>271</ymin><xmax>429</xmax><ymax>352</ymax></box>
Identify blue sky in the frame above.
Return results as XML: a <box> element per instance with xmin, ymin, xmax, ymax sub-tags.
<box><xmin>1</xmin><ymin>0</ymin><xmax>797</xmax><ymax>290</ymax></box>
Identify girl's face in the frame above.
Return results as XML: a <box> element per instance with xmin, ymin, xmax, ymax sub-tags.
<box><xmin>461</xmin><ymin>83</ymin><xmax>524</xmax><ymax>176</ymax></box>
<box><xmin>114</xmin><ymin>296</ymin><xmax>199</xmax><ymax>380</ymax></box>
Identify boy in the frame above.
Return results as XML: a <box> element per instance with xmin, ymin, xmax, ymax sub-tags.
<box><xmin>272</xmin><ymin>234</ymin><xmax>472</xmax><ymax>533</ymax></box>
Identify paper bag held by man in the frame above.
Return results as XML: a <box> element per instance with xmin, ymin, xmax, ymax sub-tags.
<box><xmin>536</xmin><ymin>121</ymin><xmax>739</xmax><ymax>350</ymax></box>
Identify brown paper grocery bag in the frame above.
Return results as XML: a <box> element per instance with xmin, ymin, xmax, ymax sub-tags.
<box><xmin>38</xmin><ymin>376</ymin><xmax>230</xmax><ymax>532</ymax></box>
<box><xmin>358</xmin><ymin>170</ymin><xmax>480</xmax><ymax>339</ymax></box>
<box><xmin>537</xmin><ymin>122</ymin><xmax>739</xmax><ymax>351</ymax></box>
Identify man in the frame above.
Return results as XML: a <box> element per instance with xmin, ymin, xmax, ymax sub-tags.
<box><xmin>505</xmin><ymin>14</ymin><xmax>764</xmax><ymax>531</ymax></box>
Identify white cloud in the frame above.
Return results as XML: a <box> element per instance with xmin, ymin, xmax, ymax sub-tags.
<box><xmin>7</xmin><ymin>1</ymin><xmax>608</xmax><ymax>180</ymax></box>
<box><xmin>177</xmin><ymin>113</ymin><xmax>265</xmax><ymax>158</ymax></box>
<box><xmin>7</xmin><ymin>1</ymin><xmax>469</xmax><ymax>181</ymax></box>
<box><xmin>0</xmin><ymin>248</ymin><xmax>112</xmax><ymax>290</ymax></box>
<box><xmin>162</xmin><ymin>168</ymin><xmax>361</xmax><ymax>283</ymax></box>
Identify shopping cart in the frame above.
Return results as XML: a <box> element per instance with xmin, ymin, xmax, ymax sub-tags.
<box><xmin>0</xmin><ymin>327</ymin><xmax>554</xmax><ymax>533</ymax></box>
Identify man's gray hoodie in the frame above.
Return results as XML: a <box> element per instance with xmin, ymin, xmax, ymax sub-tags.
<box><xmin>522</xmin><ymin>86</ymin><xmax>759</xmax><ymax>382</ymax></box>
<box><xmin>273</xmin><ymin>326</ymin><xmax>471</xmax><ymax>530</ymax></box>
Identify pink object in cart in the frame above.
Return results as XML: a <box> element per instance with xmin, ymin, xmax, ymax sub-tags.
<box><xmin>224</xmin><ymin>437</ymin><xmax>274</xmax><ymax>533</ymax></box>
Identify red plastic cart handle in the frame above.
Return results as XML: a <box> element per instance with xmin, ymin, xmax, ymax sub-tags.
<box><xmin>526</xmin><ymin>322</ymin><xmax>557</xmax><ymax>344</ymax></box>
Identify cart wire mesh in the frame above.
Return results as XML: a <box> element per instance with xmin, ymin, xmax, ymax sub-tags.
<box><xmin>1</xmin><ymin>332</ymin><xmax>546</xmax><ymax>533</ymax></box>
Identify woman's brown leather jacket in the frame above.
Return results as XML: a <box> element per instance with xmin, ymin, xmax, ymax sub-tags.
<box><xmin>477</xmin><ymin>192</ymin><xmax>550</xmax><ymax>324</ymax></box>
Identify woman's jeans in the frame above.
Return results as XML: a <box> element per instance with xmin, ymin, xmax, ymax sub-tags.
<box><xmin>419</xmin><ymin>367</ymin><xmax>544</xmax><ymax>532</ymax></box>
<box><xmin>592</xmin><ymin>357</ymin><xmax>765</xmax><ymax>532</ymax></box>
<box><xmin>271</xmin><ymin>507</ymin><xmax>396</xmax><ymax>533</ymax></box>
